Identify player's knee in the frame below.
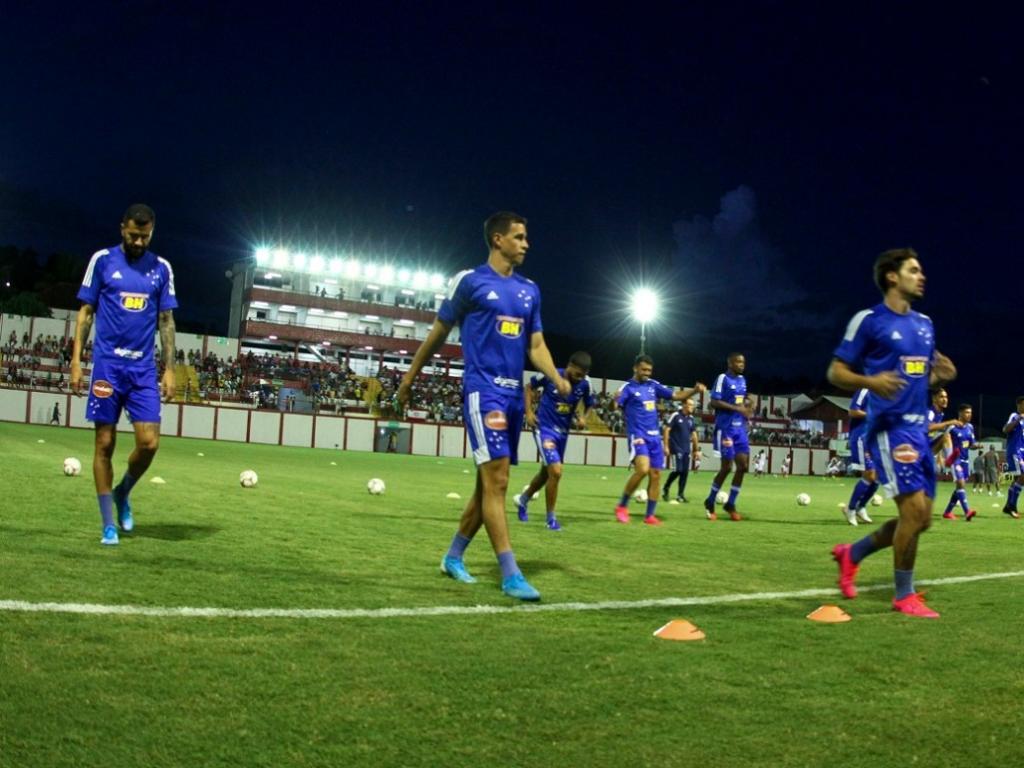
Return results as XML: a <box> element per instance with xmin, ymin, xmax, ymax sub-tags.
<box><xmin>139</xmin><ymin>435</ymin><xmax>160</xmax><ymax>454</ymax></box>
<box><xmin>548</xmin><ymin>464</ymin><xmax>563</xmax><ymax>481</ymax></box>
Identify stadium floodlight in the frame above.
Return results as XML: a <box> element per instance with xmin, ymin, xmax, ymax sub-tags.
<box><xmin>254</xmin><ymin>247</ymin><xmax>271</xmax><ymax>266</ymax></box>
<box><xmin>379</xmin><ymin>265</ymin><xmax>396</xmax><ymax>285</ymax></box>
<box><xmin>397</xmin><ymin>268</ymin><xmax>412</xmax><ymax>285</ymax></box>
<box><xmin>292</xmin><ymin>252</ymin><xmax>308</xmax><ymax>271</ymax></box>
<box><xmin>430</xmin><ymin>273</ymin><xmax>445</xmax><ymax>289</ymax></box>
<box><xmin>363</xmin><ymin>263</ymin><xmax>379</xmax><ymax>279</ymax></box>
<box><xmin>412</xmin><ymin>271</ymin><xmax>427</xmax><ymax>290</ymax></box>
<box><xmin>329</xmin><ymin>258</ymin><xmax>343</xmax><ymax>274</ymax></box>
<box><xmin>630</xmin><ymin>287</ymin><xmax>659</xmax><ymax>355</ymax></box>
<box><xmin>272</xmin><ymin>248</ymin><xmax>290</xmax><ymax>269</ymax></box>
<box><xmin>309</xmin><ymin>254</ymin><xmax>326</xmax><ymax>274</ymax></box>
<box><xmin>345</xmin><ymin>259</ymin><xmax>361</xmax><ymax>279</ymax></box>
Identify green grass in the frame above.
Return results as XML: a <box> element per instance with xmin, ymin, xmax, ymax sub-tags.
<box><xmin>2</xmin><ymin>421</ymin><xmax>1024</xmax><ymax>768</ymax></box>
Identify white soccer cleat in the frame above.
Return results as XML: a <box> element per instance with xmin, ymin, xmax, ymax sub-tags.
<box><xmin>842</xmin><ymin>504</ymin><xmax>858</xmax><ymax>526</ymax></box>
<box><xmin>856</xmin><ymin>508</ymin><xmax>873</xmax><ymax>524</ymax></box>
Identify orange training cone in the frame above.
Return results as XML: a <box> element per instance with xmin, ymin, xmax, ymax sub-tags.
<box><xmin>807</xmin><ymin>604</ymin><xmax>852</xmax><ymax>623</ymax></box>
<box><xmin>653</xmin><ymin>619</ymin><xmax>706</xmax><ymax>641</ymax></box>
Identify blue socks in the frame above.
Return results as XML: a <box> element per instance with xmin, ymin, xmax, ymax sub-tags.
<box><xmin>706</xmin><ymin>483</ymin><xmax>721</xmax><ymax>505</ymax></box>
<box><xmin>98</xmin><ymin>494</ymin><xmax>114</xmax><ymax>529</ymax></box>
<box><xmin>645</xmin><ymin>499</ymin><xmax>657</xmax><ymax>519</ymax></box>
<box><xmin>848</xmin><ymin>479</ymin><xmax>871</xmax><ymax>510</ymax></box>
<box><xmin>727</xmin><ymin>485</ymin><xmax>741</xmax><ymax>507</ymax></box>
<box><xmin>895</xmin><ymin>569</ymin><xmax>915</xmax><ymax>599</ymax></box>
<box><xmin>849</xmin><ymin>534</ymin><xmax>878</xmax><ymax>565</ymax></box>
<box><xmin>447</xmin><ymin>532</ymin><xmax>471</xmax><ymax>560</ymax></box>
<box><xmin>619</xmin><ymin>493</ymin><xmax>631</xmax><ymax>507</ymax></box>
<box><xmin>497</xmin><ymin>550</ymin><xmax>519</xmax><ymax>579</ymax></box>
<box><xmin>118</xmin><ymin>471</ymin><xmax>139</xmax><ymax>496</ymax></box>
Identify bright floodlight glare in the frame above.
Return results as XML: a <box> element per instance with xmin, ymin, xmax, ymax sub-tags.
<box><xmin>272</xmin><ymin>248</ymin><xmax>289</xmax><ymax>269</ymax></box>
<box><xmin>379</xmin><ymin>265</ymin><xmax>396</xmax><ymax>285</ymax></box>
<box><xmin>430</xmin><ymin>273</ymin><xmax>445</xmax><ymax>289</ymax></box>
<box><xmin>397</xmin><ymin>268</ymin><xmax>412</xmax><ymax>285</ymax></box>
<box><xmin>292</xmin><ymin>252</ymin><xmax>308</xmax><ymax>270</ymax></box>
<box><xmin>363</xmin><ymin>263</ymin><xmax>378</xmax><ymax>279</ymax></box>
<box><xmin>309</xmin><ymin>254</ymin><xmax>326</xmax><ymax>274</ymax></box>
<box><xmin>631</xmin><ymin>288</ymin><xmax>658</xmax><ymax>324</ymax></box>
<box><xmin>345</xmin><ymin>259</ymin><xmax>361</xmax><ymax>279</ymax></box>
<box><xmin>412</xmin><ymin>271</ymin><xmax>427</xmax><ymax>289</ymax></box>
<box><xmin>254</xmin><ymin>247</ymin><xmax>271</xmax><ymax>265</ymax></box>
<box><xmin>329</xmin><ymin>258</ymin><xmax>343</xmax><ymax>274</ymax></box>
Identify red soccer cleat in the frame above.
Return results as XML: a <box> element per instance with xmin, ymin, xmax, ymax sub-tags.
<box><xmin>643</xmin><ymin>515</ymin><xmax>662</xmax><ymax>526</ymax></box>
<box><xmin>832</xmin><ymin>543</ymin><xmax>859</xmax><ymax>599</ymax></box>
<box><xmin>942</xmin><ymin>510</ymin><xmax>957</xmax><ymax>520</ymax></box>
<box><xmin>725</xmin><ymin>504</ymin><xmax>742</xmax><ymax>521</ymax></box>
<box><xmin>965</xmin><ymin>508</ymin><xmax>977</xmax><ymax>522</ymax></box>
<box><xmin>615</xmin><ymin>505</ymin><xmax>630</xmax><ymax>524</ymax></box>
<box><xmin>892</xmin><ymin>592</ymin><xmax>940</xmax><ymax>619</ymax></box>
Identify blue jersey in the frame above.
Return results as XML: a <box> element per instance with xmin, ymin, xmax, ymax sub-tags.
<box><xmin>530</xmin><ymin>369</ymin><xmax>596</xmax><ymax>434</ymax></box>
<box><xmin>711</xmin><ymin>372</ymin><xmax>747</xmax><ymax>431</ymax></box>
<box><xmin>1006</xmin><ymin>412</ymin><xmax>1024</xmax><ymax>454</ymax></box>
<box><xmin>833</xmin><ymin>303</ymin><xmax>935</xmax><ymax>435</ymax></box>
<box><xmin>849</xmin><ymin>387</ymin><xmax>869</xmax><ymax>431</ymax></box>
<box><xmin>616</xmin><ymin>378</ymin><xmax>675</xmax><ymax>436</ymax></box>
<box><xmin>950</xmin><ymin>423</ymin><xmax>977</xmax><ymax>463</ymax></box>
<box><xmin>438</xmin><ymin>264</ymin><xmax>542</xmax><ymax>395</ymax></box>
<box><xmin>665</xmin><ymin>411</ymin><xmax>696</xmax><ymax>454</ymax></box>
<box><xmin>77</xmin><ymin>245</ymin><xmax>177</xmax><ymax>367</ymax></box>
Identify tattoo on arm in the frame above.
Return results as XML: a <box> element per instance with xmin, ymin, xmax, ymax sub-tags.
<box><xmin>159</xmin><ymin>311</ymin><xmax>176</xmax><ymax>367</ymax></box>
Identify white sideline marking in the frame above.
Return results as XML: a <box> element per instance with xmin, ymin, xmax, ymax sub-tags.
<box><xmin>2</xmin><ymin>571</ymin><xmax>1023</xmax><ymax>621</ymax></box>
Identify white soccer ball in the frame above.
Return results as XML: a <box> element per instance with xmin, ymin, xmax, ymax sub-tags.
<box><xmin>871</xmin><ymin>494</ymin><xmax>883</xmax><ymax>506</ymax></box>
<box><xmin>63</xmin><ymin>457</ymin><xmax>82</xmax><ymax>477</ymax></box>
<box><xmin>239</xmin><ymin>470</ymin><xmax>259</xmax><ymax>488</ymax></box>
<box><xmin>633</xmin><ymin>488</ymin><xmax>649</xmax><ymax>503</ymax></box>
<box><xmin>367</xmin><ymin>477</ymin><xmax>386</xmax><ymax>495</ymax></box>
<box><xmin>796</xmin><ymin>492</ymin><xmax>811</xmax><ymax>506</ymax></box>
<box><xmin>716</xmin><ymin>490</ymin><xmax>729</xmax><ymax>505</ymax></box>
<box><xmin>521</xmin><ymin>484</ymin><xmax>540</xmax><ymax>501</ymax></box>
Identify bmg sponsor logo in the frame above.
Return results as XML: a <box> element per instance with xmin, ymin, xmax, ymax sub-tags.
<box><xmin>92</xmin><ymin>380</ymin><xmax>114</xmax><ymax>398</ymax></box>
<box><xmin>484</xmin><ymin>410</ymin><xmax>508</xmax><ymax>430</ymax></box>
<box><xmin>893</xmin><ymin>443</ymin><xmax>920</xmax><ymax>463</ymax></box>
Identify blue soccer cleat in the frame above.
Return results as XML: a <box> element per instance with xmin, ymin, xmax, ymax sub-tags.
<box><xmin>440</xmin><ymin>555</ymin><xmax>477</xmax><ymax>583</ymax></box>
<box><xmin>546</xmin><ymin>516</ymin><xmax>562</xmax><ymax>531</ymax></box>
<box><xmin>501</xmin><ymin>572</ymin><xmax>541</xmax><ymax>601</ymax></box>
<box><xmin>101</xmin><ymin>525</ymin><xmax>119</xmax><ymax>546</ymax></box>
<box><xmin>514</xmin><ymin>493</ymin><xmax>528</xmax><ymax>522</ymax></box>
<box><xmin>113</xmin><ymin>486</ymin><xmax>134</xmax><ymax>532</ymax></box>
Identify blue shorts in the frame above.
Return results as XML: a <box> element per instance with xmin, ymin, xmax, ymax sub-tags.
<box><xmin>1008</xmin><ymin>447</ymin><xmax>1024</xmax><ymax>476</ymax></box>
<box><xmin>869</xmin><ymin>427</ymin><xmax>936</xmax><ymax>499</ymax></box>
<box><xmin>86</xmin><ymin>360</ymin><xmax>162</xmax><ymax>424</ymax></box>
<box><xmin>952</xmin><ymin>460</ymin><xmax>971</xmax><ymax>483</ymax></box>
<box><xmin>713</xmin><ymin>427</ymin><xmax>749</xmax><ymax>460</ymax></box>
<box><xmin>534</xmin><ymin>427</ymin><xmax>568</xmax><ymax>466</ymax></box>
<box><xmin>628</xmin><ymin>433</ymin><xmax>665</xmax><ymax>470</ymax></box>
<box><xmin>848</xmin><ymin>429</ymin><xmax>875</xmax><ymax>472</ymax></box>
<box><xmin>464</xmin><ymin>389</ymin><xmax>524</xmax><ymax>466</ymax></box>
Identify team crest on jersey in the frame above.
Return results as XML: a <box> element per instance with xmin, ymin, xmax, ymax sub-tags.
<box><xmin>556</xmin><ymin>403</ymin><xmax>571</xmax><ymax>414</ymax></box>
<box><xmin>484</xmin><ymin>410</ymin><xmax>508</xmax><ymax>430</ymax></box>
<box><xmin>899</xmin><ymin>356</ymin><xmax>929</xmax><ymax>377</ymax></box>
<box><xmin>495</xmin><ymin>315</ymin><xmax>523</xmax><ymax>338</ymax></box>
<box><xmin>892</xmin><ymin>444</ymin><xmax>920</xmax><ymax>463</ymax></box>
<box><xmin>92</xmin><ymin>380</ymin><xmax>114</xmax><ymax>398</ymax></box>
<box><xmin>120</xmin><ymin>292</ymin><xmax>149</xmax><ymax>312</ymax></box>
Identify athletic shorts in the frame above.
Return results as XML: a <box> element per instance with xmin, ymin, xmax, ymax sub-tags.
<box><xmin>464</xmin><ymin>389</ymin><xmax>524</xmax><ymax>466</ymax></box>
<box><xmin>984</xmin><ymin>467</ymin><xmax>998</xmax><ymax>483</ymax></box>
<box><xmin>848</xmin><ymin>429</ymin><xmax>875</xmax><ymax>472</ymax></box>
<box><xmin>534</xmin><ymin>427</ymin><xmax>568</xmax><ymax>466</ymax></box>
<box><xmin>86</xmin><ymin>359</ymin><xmax>162</xmax><ymax>424</ymax></box>
<box><xmin>952</xmin><ymin>460</ymin><xmax>970</xmax><ymax>483</ymax></box>
<box><xmin>713</xmin><ymin>427</ymin><xmax>750</xmax><ymax>460</ymax></box>
<box><xmin>1007</xmin><ymin>448</ymin><xmax>1024</xmax><ymax>476</ymax></box>
<box><xmin>868</xmin><ymin>427</ymin><xmax>936</xmax><ymax>499</ymax></box>
<box><xmin>628</xmin><ymin>433</ymin><xmax>665</xmax><ymax>470</ymax></box>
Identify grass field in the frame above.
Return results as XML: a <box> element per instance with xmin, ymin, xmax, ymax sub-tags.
<box><xmin>2</xmin><ymin>421</ymin><xmax>1024</xmax><ymax>768</ymax></box>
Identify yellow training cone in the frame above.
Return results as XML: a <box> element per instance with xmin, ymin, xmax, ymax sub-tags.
<box><xmin>807</xmin><ymin>605</ymin><xmax>851</xmax><ymax>623</ymax></box>
<box><xmin>653</xmin><ymin>619</ymin><xmax>706</xmax><ymax>641</ymax></box>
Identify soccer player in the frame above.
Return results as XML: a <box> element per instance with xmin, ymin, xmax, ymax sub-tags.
<box><xmin>983</xmin><ymin>445</ymin><xmax>1001</xmax><ymax>496</ymax></box>
<box><xmin>943</xmin><ymin>404</ymin><xmax>978</xmax><ymax>521</ymax></box>
<box><xmin>704</xmin><ymin>353</ymin><xmax>753</xmax><ymax>521</ymax></box>
<box><xmin>661</xmin><ymin>397</ymin><xmax>700</xmax><ymax>502</ymax></box>
<box><xmin>753</xmin><ymin>450</ymin><xmax>767</xmax><ymax>478</ymax></box>
<box><xmin>514</xmin><ymin>351</ymin><xmax>596</xmax><ymax>530</ymax></box>
<box><xmin>397</xmin><ymin>212</ymin><xmax>570</xmax><ymax>601</ymax></box>
<box><xmin>927</xmin><ymin>387</ymin><xmax>959</xmax><ymax>466</ymax></box>
<box><xmin>70</xmin><ymin>204</ymin><xmax>177</xmax><ymax>545</ymax></box>
<box><xmin>841</xmin><ymin>387</ymin><xmax>877</xmax><ymax>526</ymax></box>
<box><xmin>1002</xmin><ymin>396</ymin><xmax>1024</xmax><ymax>519</ymax></box>
<box><xmin>612</xmin><ymin>355</ymin><xmax>705</xmax><ymax>525</ymax></box>
<box><xmin>828</xmin><ymin>248</ymin><xmax>956</xmax><ymax>618</ymax></box>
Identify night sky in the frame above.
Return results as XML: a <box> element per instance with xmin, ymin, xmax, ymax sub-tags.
<box><xmin>3</xmin><ymin>3</ymin><xmax>1022</xmax><ymax>417</ymax></box>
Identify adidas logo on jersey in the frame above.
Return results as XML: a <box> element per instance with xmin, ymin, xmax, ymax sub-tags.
<box><xmin>112</xmin><ymin>270</ymin><xmax>123</xmax><ymax>279</ymax></box>
<box><xmin>891</xmin><ymin>331</ymin><xmax>902</xmax><ymax>340</ymax></box>
<box><xmin>486</xmin><ymin>290</ymin><xmax>499</xmax><ymax>300</ymax></box>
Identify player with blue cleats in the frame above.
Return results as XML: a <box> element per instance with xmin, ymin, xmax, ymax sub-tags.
<box><xmin>440</xmin><ymin>555</ymin><xmax>477</xmax><ymax>584</ymax></box>
<box><xmin>501</xmin><ymin>572</ymin><xmax>541</xmax><ymax>601</ymax></box>
<box><xmin>101</xmin><ymin>525</ymin><xmax>119</xmax><ymax>546</ymax></box>
<box><xmin>113</xmin><ymin>485</ymin><xmax>134</xmax><ymax>532</ymax></box>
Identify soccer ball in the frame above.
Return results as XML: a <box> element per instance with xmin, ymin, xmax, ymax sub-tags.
<box><xmin>239</xmin><ymin>470</ymin><xmax>258</xmax><ymax>488</ymax></box>
<box><xmin>63</xmin><ymin>457</ymin><xmax>82</xmax><ymax>477</ymax></box>
<box><xmin>716</xmin><ymin>490</ymin><xmax>729</xmax><ymax>505</ymax></box>
<box><xmin>871</xmin><ymin>494</ymin><xmax>883</xmax><ymax>506</ymax></box>
<box><xmin>521</xmin><ymin>484</ymin><xmax>540</xmax><ymax>501</ymax></box>
<box><xmin>796</xmin><ymin>492</ymin><xmax>811</xmax><ymax>506</ymax></box>
<box><xmin>633</xmin><ymin>488</ymin><xmax>648</xmax><ymax>503</ymax></box>
<box><xmin>367</xmin><ymin>478</ymin><xmax>386</xmax><ymax>495</ymax></box>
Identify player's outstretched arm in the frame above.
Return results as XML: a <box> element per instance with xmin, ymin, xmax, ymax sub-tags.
<box><xmin>398</xmin><ymin>319</ymin><xmax>452</xmax><ymax>408</ymax></box>
<box><xmin>930</xmin><ymin>350</ymin><xmax>956</xmax><ymax>386</ymax></box>
<box><xmin>827</xmin><ymin>358</ymin><xmax>905</xmax><ymax>399</ymax></box>
<box><xmin>527</xmin><ymin>332</ymin><xmax>569</xmax><ymax>396</ymax></box>
<box><xmin>672</xmin><ymin>382</ymin><xmax>707</xmax><ymax>401</ymax></box>
<box><xmin>159</xmin><ymin>310</ymin><xmax>177</xmax><ymax>400</ymax></box>
<box><xmin>70</xmin><ymin>303</ymin><xmax>95</xmax><ymax>396</ymax></box>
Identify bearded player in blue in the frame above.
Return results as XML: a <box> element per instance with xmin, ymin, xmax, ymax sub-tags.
<box><xmin>514</xmin><ymin>351</ymin><xmax>596</xmax><ymax>531</ymax></box>
<box><xmin>942</xmin><ymin>403</ymin><xmax>978</xmax><ymax>521</ymax></box>
<box><xmin>398</xmin><ymin>212</ymin><xmax>570</xmax><ymax>601</ymax></box>
<box><xmin>828</xmin><ymin>248</ymin><xmax>957</xmax><ymax>619</ymax></box>
<box><xmin>613</xmin><ymin>354</ymin><xmax>705</xmax><ymax>525</ymax></box>
<box><xmin>70</xmin><ymin>204</ymin><xmax>177</xmax><ymax>545</ymax></box>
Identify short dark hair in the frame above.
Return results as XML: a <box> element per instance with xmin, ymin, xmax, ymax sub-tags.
<box><xmin>728</xmin><ymin>351</ymin><xmax>744</xmax><ymax>363</ymax></box>
<box><xmin>634</xmin><ymin>354</ymin><xmax>654</xmax><ymax>367</ymax></box>
<box><xmin>568</xmin><ymin>351</ymin><xmax>591</xmax><ymax>372</ymax></box>
<box><xmin>1017</xmin><ymin>395</ymin><xmax>1024</xmax><ymax>406</ymax></box>
<box><xmin>958</xmin><ymin>403</ymin><xmax>972</xmax><ymax>413</ymax></box>
<box><xmin>873</xmin><ymin>247</ymin><xmax>918</xmax><ymax>293</ymax></box>
<box><xmin>484</xmin><ymin>211</ymin><xmax>526</xmax><ymax>249</ymax></box>
<box><xmin>122</xmin><ymin>203</ymin><xmax>155</xmax><ymax>227</ymax></box>
<box><xmin>930</xmin><ymin>387</ymin><xmax>947</xmax><ymax>399</ymax></box>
